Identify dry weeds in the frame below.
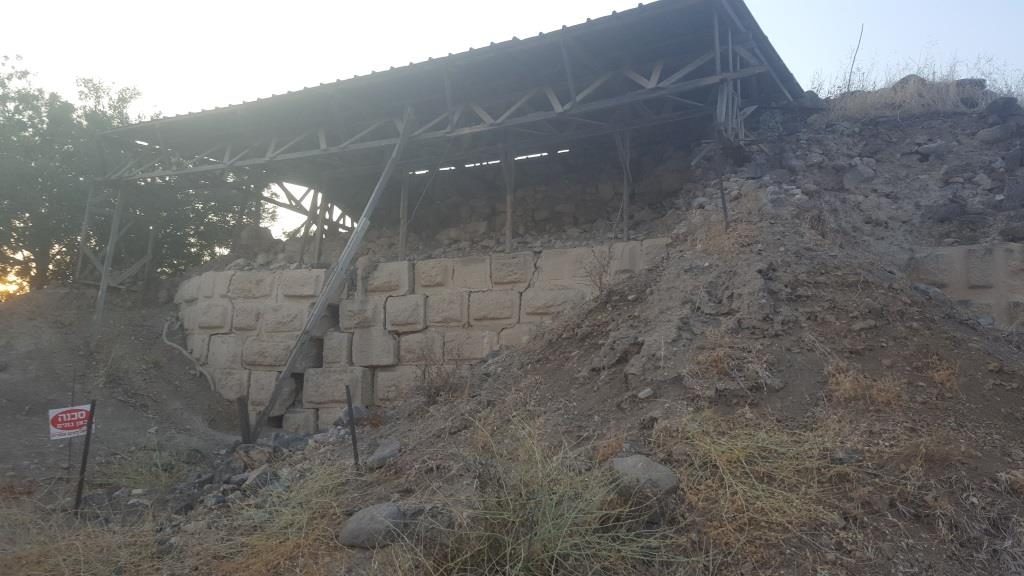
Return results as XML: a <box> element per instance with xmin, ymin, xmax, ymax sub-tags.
<box><xmin>826</xmin><ymin>360</ymin><xmax>903</xmax><ymax>406</ymax></box>
<box><xmin>691</xmin><ymin>328</ymin><xmax>774</xmax><ymax>391</ymax></box>
<box><xmin>654</xmin><ymin>411</ymin><xmax>854</xmax><ymax>559</ymax></box>
<box><xmin>383</xmin><ymin>424</ymin><xmax>690</xmax><ymax>576</ymax></box>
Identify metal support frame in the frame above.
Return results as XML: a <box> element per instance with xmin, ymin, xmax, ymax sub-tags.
<box><xmin>102</xmin><ymin>43</ymin><xmax>771</xmax><ymax>184</ymax></box>
<box><xmin>250</xmin><ymin>107</ymin><xmax>415</xmax><ymax>439</ymax></box>
<box><xmin>398</xmin><ymin>175</ymin><xmax>409</xmax><ymax>260</ymax></box>
<box><xmin>614</xmin><ymin>131</ymin><xmax>633</xmax><ymax>241</ymax></box>
<box><xmin>93</xmin><ymin>187</ymin><xmax>125</xmax><ymax>330</ymax></box>
<box><xmin>501</xmin><ymin>148</ymin><xmax>516</xmax><ymax>252</ymax></box>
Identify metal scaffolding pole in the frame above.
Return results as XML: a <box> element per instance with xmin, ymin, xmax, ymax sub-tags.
<box><xmin>250</xmin><ymin>107</ymin><xmax>415</xmax><ymax>439</ymax></box>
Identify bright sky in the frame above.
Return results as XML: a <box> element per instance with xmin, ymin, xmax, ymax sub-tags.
<box><xmin>3</xmin><ymin>0</ymin><xmax>1022</xmax><ymax>237</ymax></box>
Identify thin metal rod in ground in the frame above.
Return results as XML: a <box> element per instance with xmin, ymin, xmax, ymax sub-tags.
<box><xmin>345</xmin><ymin>384</ymin><xmax>360</xmax><ymax>468</ymax></box>
<box><xmin>73</xmin><ymin>399</ymin><xmax>97</xmax><ymax>514</ymax></box>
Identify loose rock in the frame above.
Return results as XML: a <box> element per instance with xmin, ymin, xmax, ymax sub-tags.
<box><xmin>365</xmin><ymin>439</ymin><xmax>401</xmax><ymax>471</ymax></box>
<box><xmin>609</xmin><ymin>454</ymin><xmax>679</xmax><ymax>497</ymax></box>
<box><xmin>338</xmin><ymin>503</ymin><xmax>406</xmax><ymax>548</ymax></box>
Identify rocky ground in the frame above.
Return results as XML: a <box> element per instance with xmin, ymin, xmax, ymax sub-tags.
<box><xmin>7</xmin><ymin>79</ymin><xmax>1024</xmax><ymax>575</ymax></box>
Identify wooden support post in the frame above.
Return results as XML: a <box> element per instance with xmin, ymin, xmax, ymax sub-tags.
<box><xmin>298</xmin><ymin>189</ymin><xmax>319</xmax><ymax>265</ymax></box>
<box><xmin>399</xmin><ymin>174</ymin><xmax>409</xmax><ymax>260</ymax></box>
<box><xmin>501</xmin><ymin>149</ymin><xmax>516</xmax><ymax>252</ymax></box>
<box><xmin>93</xmin><ymin>187</ymin><xmax>125</xmax><ymax>332</ymax></box>
<box><xmin>141</xmin><ymin>225</ymin><xmax>155</xmax><ymax>296</ymax></box>
<box><xmin>614</xmin><ymin>131</ymin><xmax>633</xmax><ymax>241</ymax></box>
<box><xmin>313</xmin><ymin>196</ymin><xmax>327</xmax><ymax>265</ymax></box>
<box><xmin>75</xmin><ymin>184</ymin><xmax>97</xmax><ymax>282</ymax></box>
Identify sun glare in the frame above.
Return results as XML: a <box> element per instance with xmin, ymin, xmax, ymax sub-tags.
<box><xmin>0</xmin><ymin>274</ymin><xmax>27</xmax><ymax>302</ymax></box>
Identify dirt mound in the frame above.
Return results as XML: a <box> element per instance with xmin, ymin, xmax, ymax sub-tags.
<box><xmin>9</xmin><ymin>102</ymin><xmax>1024</xmax><ymax>575</ymax></box>
<box><xmin>0</xmin><ymin>287</ymin><xmax>237</xmax><ymax>481</ymax></box>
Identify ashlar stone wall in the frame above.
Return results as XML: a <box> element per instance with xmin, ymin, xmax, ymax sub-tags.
<box><xmin>175</xmin><ymin>238</ymin><xmax>670</xmax><ymax>434</ymax></box>
<box><xmin>908</xmin><ymin>242</ymin><xmax>1024</xmax><ymax>329</ymax></box>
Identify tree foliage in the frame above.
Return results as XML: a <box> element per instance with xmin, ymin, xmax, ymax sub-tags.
<box><xmin>0</xmin><ymin>56</ymin><xmax>275</xmax><ymax>292</ymax></box>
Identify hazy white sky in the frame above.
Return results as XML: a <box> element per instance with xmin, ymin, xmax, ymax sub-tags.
<box><xmin>6</xmin><ymin>0</ymin><xmax>1023</xmax><ymax>118</ymax></box>
<box><xmin>4</xmin><ymin>0</ymin><xmax>1022</xmax><ymax>235</ymax></box>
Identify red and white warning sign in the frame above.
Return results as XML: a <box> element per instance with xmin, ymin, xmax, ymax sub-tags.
<box><xmin>48</xmin><ymin>404</ymin><xmax>94</xmax><ymax>440</ymax></box>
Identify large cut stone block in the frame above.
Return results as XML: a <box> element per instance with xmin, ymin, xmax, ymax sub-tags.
<box><xmin>279</xmin><ymin>269</ymin><xmax>325</xmax><ymax>298</ymax></box>
<box><xmin>520</xmin><ymin>288</ymin><xmax>586</xmax><ymax>323</ymax></box>
<box><xmin>200</xmin><ymin>271</ymin><xmax>233</xmax><ymax>299</ymax></box>
<box><xmin>365</xmin><ymin>261</ymin><xmax>412</xmax><ymax>296</ymax></box>
<box><xmin>641</xmin><ymin>238</ymin><xmax>671</xmax><ymax>268</ymax></box>
<box><xmin>318</xmin><ymin>407</ymin><xmax>344</xmax><ymax>431</ymax></box>
<box><xmin>352</xmin><ymin>327</ymin><xmax>399</xmax><ymax>367</ymax></box>
<box><xmin>375</xmin><ymin>366</ymin><xmax>424</xmax><ymax>403</ymax></box>
<box><xmin>262</xmin><ymin>303</ymin><xmax>310</xmax><ymax>333</ymax></box>
<box><xmin>444</xmin><ymin>329</ymin><xmax>498</xmax><ymax>362</ymax></box>
<box><xmin>499</xmin><ymin>324</ymin><xmax>537</xmax><ymax>348</ymax></box>
<box><xmin>186</xmin><ymin>334</ymin><xmax>209</xmax><ymax>364</ymax></box>
<box><xmin>453</xmin><ymin>256</ymin><xmax>492</xmax><ymax>290</ymax></box>
<box><xmin>908</xmin><ymin>250</ymin><xmax>956</xmax><ymax>289</ymax></box>
<box><xmin>491</xmin><ymin>252</ymin><xmax>535</xmax><ymax>291</ymax></box>
<box><xmin>386</xmin><ymin>294</ymin><xmax>427</xmax><ymax>333</ymax></box>
<box><xmin>229</xmin><ymin>271</ymin><xmax>277</xmax><ymax>299</ymax></box>
<box><xmin>213</xmin><ymin>369</ymin><xmax>249</xmax><ymax>401</ymax></box>
<box><xmin>609</xmin><ymin>241</ymin><xmax>642</xmax><ymax>281</ymax></box>
<box><xmin>243</xmin><ymin>337</ymin><xmax>321</xmax><ymax>371</ymax></box>
<box><xmin>414</xmin><ymin>259</ymin><xmax>453</xmax><ymax>293</ymax></box>
<box><xmin>534</xmin><ymin>247</ymin><xmax>607</xmax><ymax>294</ymax></box>
<box><xmin>174</xmin><ymin>276</ymin><xmax>200</xmax><ymax>304</ymax></box>
<box><xmin>426</xmin><ymin>291</ymin><xmax>469</xmax><ymax>327</ymax></box>
<box><xmin>399</xmin><ymin>330</ymin><xmax>445</xmax><ymax>364</ymax></box>
<box><xmin>323</xmin><ymin>331</ymin><xmax>353</xmax><ymax>366</ymax></box>
<box><xmin>283</xmin><ymin>409</ymin><xmax>317</xmax><ymax>435</ymax></box>
<box><xmin>196</xmin><ymin>301</ymin><xmax>232</xmax><ymax>331</ymax></box>
<box><xmin>966</xmin><ymin>246</ymin><xmax>995</xmax><ymax>288</ymax></box>
<box><xmin>470</xmin><ymin>291</ymin><xmax>520</xmax><ymax>327</ymax></box>
<box><xmin>340</xmin><ymin>297</ymin><xmax>385</xmax><ymax>330</ymax></box>
<box><xmin>303</xmin><ymin>366</ymin><xmax>373</xmax><ymax>407</ymax></box>
<box><xmin>248</xmin><ymin>371</ymin><xmax>297</xmax><ymax>417</ymax></box>
<box><xmin>233</xmin><ymin>302</ymin><xmax>262</xmax><ymax>331</ymax></box>
<box><xmin>208</xmin><ymin>334</ymin><xmax>244</xmax><ymax>368</ymax></box>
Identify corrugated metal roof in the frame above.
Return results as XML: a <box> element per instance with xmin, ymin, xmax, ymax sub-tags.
<box><xmin>108</xmin><ymin>0</ymin><xmax>800</xmax><ymax>136</ymax></box>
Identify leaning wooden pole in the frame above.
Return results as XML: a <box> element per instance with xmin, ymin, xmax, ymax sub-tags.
<box><xmin>614</xmin><ymin>131</ymin><xmax>633</xmax><ymax>241</ymax></box>
<box><xmin>251</xmin><ymin>107</ymin><xmax>415</xmax><ymax>439</ymax></box>
<box><xmin>74</xmin><ymin>184</ymin><xmax>97</xmax><ymax>283</ymax></box>
<box><xmin>93</xmin><ymin>187</ymin><xmax>125</xmax><ymax>333</ymax></box>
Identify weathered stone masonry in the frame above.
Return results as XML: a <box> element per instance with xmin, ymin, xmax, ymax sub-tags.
<box><xmin>175</xmin><ymin>239</ymin><xmax>670</xmax><ymax>433</ymax></box>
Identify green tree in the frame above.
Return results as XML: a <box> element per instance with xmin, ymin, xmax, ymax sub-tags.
<box><xmin>0</xmin><ymin>57</ymin><xmax>89</xmax><ymax>289</ymax></box>
<box><xmin>1</xmin><ymin>57</ymin><xmax>278</xmax><ymax>292</ymax></box>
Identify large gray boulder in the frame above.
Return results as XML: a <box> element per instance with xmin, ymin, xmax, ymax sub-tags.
<box><xmin>610</xmin><ymin>454</ymin><xmax>679</xmax><ymax>497</ymax></box>
<box><xmin>338</xmin><ymin>503</ymin><xmax>406</xmax><ymax>548</ymax></box>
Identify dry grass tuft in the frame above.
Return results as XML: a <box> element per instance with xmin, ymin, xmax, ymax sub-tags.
<box><xmin>654</xmin><ymin>412</ymin><xmax>854</xmax><ymax>558</ymax></box>
<box><xmin>826</xmin><ymin>77</ymin><xmax>991</xmax><ymax>121</ymax></box>
<box><xmin>689</xmin><ymin>220</ymin><xmax>759</xmax><ymax>259</ymax></box>
<box><xmin>384</xmin><ymin>425</ymin><xmax>688</xmax><ymax>576</ymax></box>
<box><xmin>419</xmin><ymin>352</ymin><xmax>470</xmax><ymax>406</ymax></box>
<box><xmin>691</xmin><ymin>328</ymin><xmax>774</xmax><ymax>391</ymax></box>
<box><xmin>180</xmin><ymin>463</ymin><xmax>363</xmax><ymax>575</ymax></box>
<box><xmin>927</xmin><ymin>355</ymin><xmax>960</xmax><ymax>393</ymax></box>
<box><xmin>826</xmin><ymin>360</ymin><xmax>903</xmax><ymax>406</ymax></box>
<box><xmin>0</xmin><ymin>498</ymin><xmax>161</xmax><ymax>576</ymax></box>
